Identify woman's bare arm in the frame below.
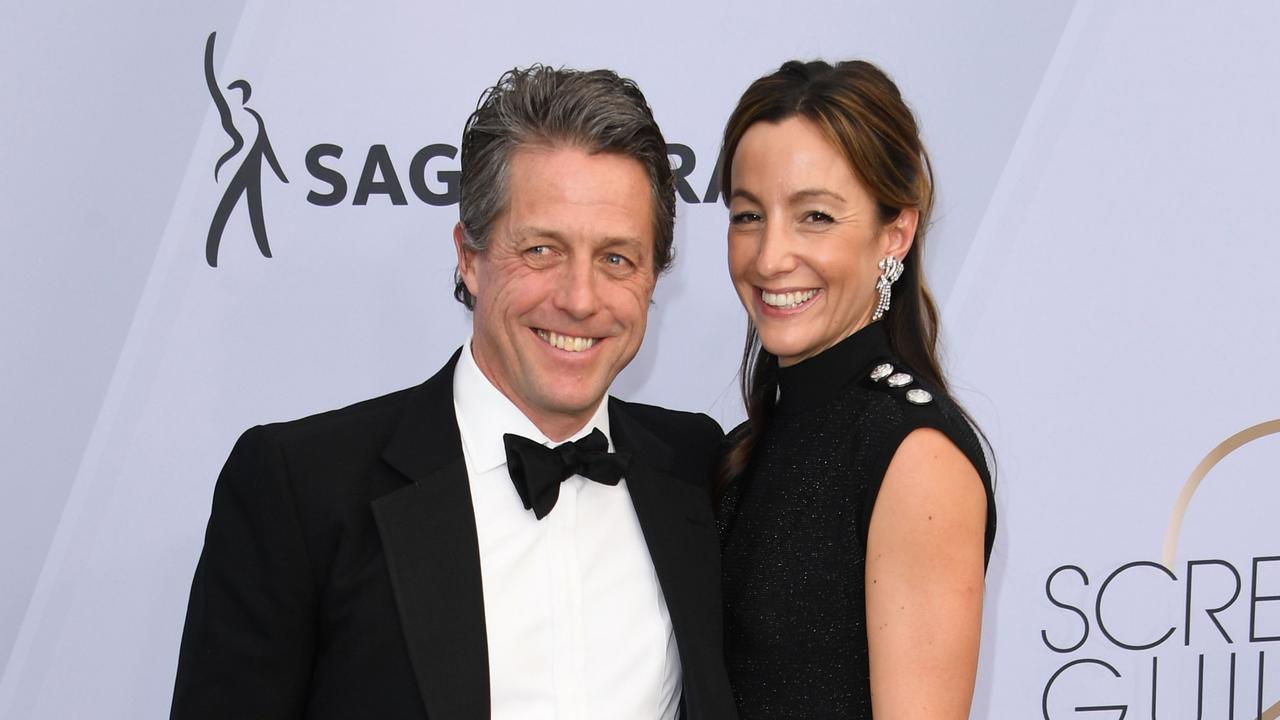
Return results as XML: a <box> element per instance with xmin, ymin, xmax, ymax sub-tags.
<box><xmin>865</xmin><ymin>427</ymin><xmax>988</xmax><ymax>719</ymax></box>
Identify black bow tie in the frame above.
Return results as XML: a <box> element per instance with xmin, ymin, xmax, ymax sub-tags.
<box><xmin>503</xmin><ymin>428</ymin><xmax>629</xmax><ymax>520</ymax></box>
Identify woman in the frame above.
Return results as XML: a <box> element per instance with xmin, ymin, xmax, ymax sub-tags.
<box><xmin>716</xmin><ymin>59</ymin><xmax>997</xmax><ymax>719</ymax></box>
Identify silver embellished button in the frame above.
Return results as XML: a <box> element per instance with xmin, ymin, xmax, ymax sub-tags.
<box><xmin>887</xmin><ymin>372</ymin><xmax>913</xmax><ymax>388</ymax></box>
<box><xmin>869</xmin><ymin>363</ymin><xmax>894</xmax><ymax>381</ymax></box>
<box><xmin>906</xmin><ymin>388</ymin><xmax>933</xmax><ymax>405</ymax></box>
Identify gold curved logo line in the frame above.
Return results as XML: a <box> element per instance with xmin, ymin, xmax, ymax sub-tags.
<box><xmin>1159</xmin><ymin>419</ymin><xmax>1280</xmax><ymax>720</ymax></box>
<box><xmin>1161</xmin><ymin>419</ymin><xmax>1280</xmax><ymax>571</ymax></box>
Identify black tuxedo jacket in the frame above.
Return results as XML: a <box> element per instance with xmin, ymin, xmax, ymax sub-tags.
<box><xmin>171</xmin><ymin>351</ymin><xmax>738</xmax><ymax>719</ymax></box>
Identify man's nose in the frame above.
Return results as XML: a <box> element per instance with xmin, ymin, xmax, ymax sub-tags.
<box><xmin>553</xmin><ymin>256</ymin><xmax>601</xmax><ymax>319</ymax></box>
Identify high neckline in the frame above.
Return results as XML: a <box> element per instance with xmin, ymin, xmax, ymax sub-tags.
<box><xmin>776</xmin><ymin>322</ymin><xmax>893</xmax><ymax>415</ymax></box>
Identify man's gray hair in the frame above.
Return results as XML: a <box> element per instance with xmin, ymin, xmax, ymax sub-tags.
<box><xmin>454</xmin><ymin>65</ymin><xmax>676</xmax><ymax>309</ymax></box>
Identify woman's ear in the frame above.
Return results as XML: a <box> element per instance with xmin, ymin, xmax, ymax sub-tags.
<box><xmin>881</xmin><ymin>208</ymin><xmax>918</xmax><ymax>260</ymax></box>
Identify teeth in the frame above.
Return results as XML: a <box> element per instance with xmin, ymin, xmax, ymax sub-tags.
<box><xmin>761</xmin><ymin>289</ymin><xmax>818</xmax><ymax>308</ymax></box>
<box><xmin>536</xmin><ymin>329</ymin><xmax>596</xmax><ymax>352</ymax></box>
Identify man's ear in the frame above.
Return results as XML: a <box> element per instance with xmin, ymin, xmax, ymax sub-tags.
<box><xmin>453</xmin><ymin>222</ymin><xmax>480</xmax><ymax>298</ymax></box>
<box><xmin>881</xmin><ymin>208</ymin><xmax>918</xmax><ymax>260</ymax></box>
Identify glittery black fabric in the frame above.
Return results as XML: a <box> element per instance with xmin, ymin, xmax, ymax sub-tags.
<box><xmin>717</xmin><ymin>322</ymin><xmax>995</xmax><ymax>719</ymax></box>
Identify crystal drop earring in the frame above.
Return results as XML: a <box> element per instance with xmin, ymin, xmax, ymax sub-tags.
<box><xmin>872</xmin><ymin>256</ymin><xmax>904</xmax><ymax>322</ymax></box>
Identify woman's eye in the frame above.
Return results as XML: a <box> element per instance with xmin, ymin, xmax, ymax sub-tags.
<box><xmin>803</xmin><ymin>211</ymin><xmax>835</xmax><ymax>224</ymax></box>
<box><xmin>730</xmin><ymin>211</ymin><xmax>762</xmax><ymax>224</ymax></box>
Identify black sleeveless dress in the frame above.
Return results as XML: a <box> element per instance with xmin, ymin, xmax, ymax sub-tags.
<box><xmin>717</xmin><ymin>322</ymin><xmax>996</xmax><ymax>719</ymax></box>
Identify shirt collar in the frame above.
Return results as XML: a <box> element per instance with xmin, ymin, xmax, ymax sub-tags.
<box><xmin>452</xmin><ymin>337</ymin><xmax>612</xmax><ymax>474</ymax></box>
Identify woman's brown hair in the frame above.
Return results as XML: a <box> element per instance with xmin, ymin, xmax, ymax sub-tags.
<box><xmin>717</xmin><ymin>59</ymin><xmax>948</xmax><ymax>493</ymax></box>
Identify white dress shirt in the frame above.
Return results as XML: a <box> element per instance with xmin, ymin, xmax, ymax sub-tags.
<box><xmin>452</xmin><ymin>340</ymin><xmax>682</xmax><ymax>719</ymax></box>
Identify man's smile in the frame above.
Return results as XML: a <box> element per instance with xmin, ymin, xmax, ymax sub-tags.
<box><xmin>533</xmin><ymin>328</ymin><xmax>600</xmax><ymax>353</ymax></box>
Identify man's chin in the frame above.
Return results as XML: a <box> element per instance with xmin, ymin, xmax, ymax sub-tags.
<box><xmin>541</xmin><ymin>388</ymin><xmax>609</xmax><ymax>416</ymax></box>
<box><xmin>511</xmin><ymin>349</ymin><xmax>629</xmax><ymax>428</ymax></box>
<box><xmin>525</xmin><ymin>378</ymin><xmax>611</xmax><ymax>420</ymax></box>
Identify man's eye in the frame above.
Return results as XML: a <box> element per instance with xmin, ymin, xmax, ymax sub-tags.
<box><xmin>730</xmin><ymin>211</ymin><xmax>762</xmax><ymax>224</ymax></box>
<box><xmin>526</xmin><ymin>245</ymin><xmax>548</xmax><ymax>255</ymax></box>
<box><xmin>605</xmin><ymin>253</ymin><xmax>632</xmax><ymax>267</ymax></box>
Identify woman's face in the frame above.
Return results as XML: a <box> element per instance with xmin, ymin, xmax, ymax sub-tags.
<box><xmin>727</xmin><ymin>116</ymin><xmax>913</xmax><ymax>367</ymax></box>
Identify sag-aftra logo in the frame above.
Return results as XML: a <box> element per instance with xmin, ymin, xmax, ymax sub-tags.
<box><xmin>204</xmin><ymin>31</ymin><xmax>288</xmax><ymax>267</ymax></box>
<box><xmin>202</xmin><ymin>31</ymin><xmax>721</xmax><ymax>267</ymax></box>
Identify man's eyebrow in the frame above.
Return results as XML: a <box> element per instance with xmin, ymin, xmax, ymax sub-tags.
<box><xmin>597</xmin><ymin>236</ymin><xmax>648</xmax><ymax>255</ymax></box>
<box><xmin>512</xmin><ymin>227</ymin><xmax>645</xmax><ymax>249</ymax></box>
<box><xmin>512</xmin><ymin>225</ymin><xmax>566</xmax><ymax>242</ymax></box>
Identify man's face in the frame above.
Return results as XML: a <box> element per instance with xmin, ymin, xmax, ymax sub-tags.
<box><xmin>456</xmin><ymin>145</ymin><xmax>657</xmax><ymax>440</ymax></box>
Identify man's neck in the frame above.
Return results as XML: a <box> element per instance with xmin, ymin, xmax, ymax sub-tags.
<box><xmin>523</xmin><ymin>410</ymin><xmax>594</xmax><ymax>444</ymax></box>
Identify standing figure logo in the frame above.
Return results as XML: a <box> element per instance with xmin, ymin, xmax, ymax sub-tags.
<box><xmin>203</xmin><ymin>31</ymin><xmax>288</xmax><ymax>267</ymax></box>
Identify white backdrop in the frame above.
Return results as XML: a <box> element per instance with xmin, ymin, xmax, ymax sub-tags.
<box><xmin>1</xmin><ymin>1</ymin><xmax>1277</xmax><ymax>717</ymax></box>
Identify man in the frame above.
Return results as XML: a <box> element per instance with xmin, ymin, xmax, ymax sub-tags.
<box><xmin>171</xmin><ymin>66</ymin><xmax>737</xmax><ymax>720</ymax></box>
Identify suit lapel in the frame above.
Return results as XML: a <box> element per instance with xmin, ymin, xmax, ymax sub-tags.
<box><xmin>373</xmin><ymin>350</ymin><xmax>490</xmax><ymax>720</ymax></box>
<box><xmin>609</xmin><ymin>400</ymin><xmax>727</xmax><ymax>720</ymax></box>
